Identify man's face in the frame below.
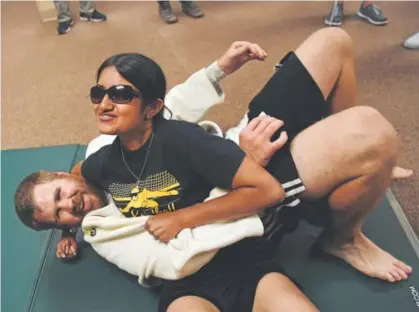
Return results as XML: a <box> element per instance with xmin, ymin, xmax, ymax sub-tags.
<box><xmin>32</xmin><ymin>173</ymin><xmax>106</xmax><ymax>229</ymax></box>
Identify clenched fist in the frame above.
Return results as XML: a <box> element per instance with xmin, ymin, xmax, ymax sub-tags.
<box><xmin>145</xmin><ymin>212</ymin><xmax>185</xmax><ymax>243</ymax></box>
<box><xmin>56</xmin><ymin>236</ymin><xmax>78</xmax><ymax>260</ymax></box>
<box><xmin>217</xmin><ymin>41</ymin><xmax>267</xmax><ymax>75</ymax></box>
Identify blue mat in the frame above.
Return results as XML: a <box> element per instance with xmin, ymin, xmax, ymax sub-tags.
<box><xmin>2</xmin><ymin>145</ymin><xmax>419</xmax><ymax>312</ymax></box>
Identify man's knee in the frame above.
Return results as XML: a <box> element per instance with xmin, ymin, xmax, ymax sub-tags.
<box><xmin>317</xmin><ymin>27</ymin><xmax>352</xmax><ymax>44</ymax></box>
<box><xmin>166</xmin><ymin>296</ymin><xmax>220</xmax><ymax>312</ymax></box>
<box><xmin>315</xmin><ymin>27</ymin><xmax>354</xmax><ymax>55</ymax></box>
<box><xmin>349</xmin><ymin>106</ymin><xmax>398</xmax><ymax>166</ymax></box>
<box><xmin>254</xmin><ymin>273</ymin><xmax>318</xmax><ymax>312</ymax></box>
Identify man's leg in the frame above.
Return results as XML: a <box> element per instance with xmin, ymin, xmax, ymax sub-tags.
<box><xmin>294</xmin><ymin>28</ymin><xmax>356</xmax><ymax>114</ymax></box>
<box><xmin>253</xmin><ymin>273</ymin><xmax>318</xmax><ymax>312</ymax></box>
<box><xmin>288</xmin><ymin>28</ymin><xmax>411</xmax><ymax>282</ymax></box>
<box><xmin>293</xmin><ymin>109</ymin><xmax>412</xmax><ymax>282</ymax></box>
<box><xmin>166</xmin><ymin>296</ymin><xmax>219</xmax><ymax>312</ymax></box>
<box><xmin>294</xmin><ymin>27</ymin><xmax>412</xmax><ymax>179</ymax></box>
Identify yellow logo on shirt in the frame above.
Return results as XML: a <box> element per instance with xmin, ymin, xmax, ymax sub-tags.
<box><xmin>109</xmin><ymin>171</ymin><xmax>182</xmax><ymax>217</ymax></box>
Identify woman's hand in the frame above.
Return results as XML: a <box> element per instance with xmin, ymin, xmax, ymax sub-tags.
<box><xmin>145</xmin><ymin>212</ymin><xmax>185</xmax><ymax>243</ymax></box>
<box><xmin>239</xmin><ymin>115</ymin><xmax>288</xmax><ymax>167</ymax></box>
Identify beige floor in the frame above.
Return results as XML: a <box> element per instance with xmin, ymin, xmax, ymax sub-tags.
<box><xmin>2</xmin><ymin>1</ymin><xmax>419</xmax><ymax>234</ymax></box>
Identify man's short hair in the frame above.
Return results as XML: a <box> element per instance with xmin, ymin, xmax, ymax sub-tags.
<box><xmin>14</xmin><ymin>171</ymin><xmax>57</xmax><ymax>231</ymax></box>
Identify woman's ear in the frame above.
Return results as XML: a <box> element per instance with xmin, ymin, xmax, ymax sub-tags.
<box><xmin>146</xmin><ymin>99</ymin><xmax>164</xmax><ymax>119</ymax></box>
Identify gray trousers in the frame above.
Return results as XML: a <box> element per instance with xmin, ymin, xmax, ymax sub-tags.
<box><xmin>54</xmin><ymin>1</ymin><xmax>94</xmax><ymax>22</ymax></box>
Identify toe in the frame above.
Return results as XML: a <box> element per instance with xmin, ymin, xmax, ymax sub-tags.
<box><xmin>394</xmin><ymin>267</ymin><xmax>408</xmax><ymax>280</ymax></box>
<box><xmin>389</xmin><ymin>269</ymin><xmax>403</xmax><ymax>282</ymax></box>
<box><xmin>394</xmin><ymin>260</ymin><xmax>412</xmax><ymax>274</ymax></box>
<box><xmin>384</xmin><ymin>272</ymin><xmax>395</xmax><ymax>282</ymax></box>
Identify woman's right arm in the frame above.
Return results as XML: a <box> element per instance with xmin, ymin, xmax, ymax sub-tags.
<box><xmin>145</xmin><ymin>123</ymin><xmax>285</xmax><ymax>242</ymax></box>
<box><xmin>145</xmin><ymin>155</ymin><xmax>284</xmax><ymax>243</ymax></box>
<box><xmin>176</xmin><ymin>155</ymin><xmax>285</xmax><ymax>228</ymax></box>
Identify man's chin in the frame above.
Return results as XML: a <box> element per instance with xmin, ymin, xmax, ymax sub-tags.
<box><xmin>87</xmin><ymin>196</ymin><xmax>105</xmax><ymax>213</ymax></box>
<box><xmin>84</xmin><ymin>183</ymin><xmax>107</xmax><ymax>212</ymax></box>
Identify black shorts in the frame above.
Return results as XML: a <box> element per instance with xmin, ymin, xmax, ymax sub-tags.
<box><xmin>159</xmin><ymin>237</ymin><xmax>287</xmax><ymax>312</ymax></box>
<box><xmin>248</xmin><ymin>51</ymin><xmax>333</xmax><ymax>230</ymax></box>
<box><xmin>159</xmin><ymin>52</ymin><xmax>329</xmax><ymax>312</ymax></box>
<box><xmin>247</xmin><ymin>51</ymin><xmax>329</xmax><ymax>185</ymax></box>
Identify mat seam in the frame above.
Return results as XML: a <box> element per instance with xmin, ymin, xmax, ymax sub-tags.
<box><xmin>386</xmin><ymin>188</ymin><xmax>419</xmax><ymax>259</ymax></box>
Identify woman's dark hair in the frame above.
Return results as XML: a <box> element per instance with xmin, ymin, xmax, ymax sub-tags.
<box><xmin>96</xmin><ymin>53</ymin><xmax>171</xmax><ymax>121</ymax></box>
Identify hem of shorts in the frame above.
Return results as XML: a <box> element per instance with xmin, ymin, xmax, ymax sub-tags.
<box><xmin>159</xmin><ymin>290</ymin><xmax>224</xmax><ymax>312</ymax></box>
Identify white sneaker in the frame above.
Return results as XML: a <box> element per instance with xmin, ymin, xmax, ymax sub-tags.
<box><xmin>403</xmin><ymin>32</ymin><xmax>419</xmax><ymax>50</ymax></box>
<box><xmin>198</xmin><ymin>120</ymin><xmax>223</xmax><ymax>137</ymax></box>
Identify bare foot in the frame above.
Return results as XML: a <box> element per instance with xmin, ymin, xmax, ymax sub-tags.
<box><xmin>319</xmin><ymin>232</ymin><xmax>413</xmax><ymax>282</ymax></box>
<box><xmin>392</xmin><ymin>166</ymin><xmax>413</xmax><ymax>180</ymax></box>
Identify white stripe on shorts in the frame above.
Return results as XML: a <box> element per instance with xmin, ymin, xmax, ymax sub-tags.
<box><xmin>280</xmin><ymin>178</ymin><xmax>305</xmax><ymax>209</ymax></box>
<box><xmin>282</xmin><ymin>178</ymin><xmax>303</xmax><ymax>189</ymax></box>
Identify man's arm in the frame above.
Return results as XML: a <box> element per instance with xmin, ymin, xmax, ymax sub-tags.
<box><xmin>56</xmin><ymin>228</ymin><xmax>78</xmax><ymax>259</ymax></box>
<box><xmin>165</xmin><ymin>41</ymin><xmax>267</xmax><ymax>123</ymax></box>
<box><xmin>239</xmin><ymin>115</ymin><xmax>288</xmax><ymax>167</ymax></box>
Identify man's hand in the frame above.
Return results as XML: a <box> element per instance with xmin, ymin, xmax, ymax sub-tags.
<box><xmin>56</xmin><ymin>236</ymin><xmax>78</xmax><ymax>259</ymax></box>
<box><xmin>217</xmin><ymin>41</ymin><xmax>267</xmax><ymax>75</ymax></box>
<box><xmin>145</xmin><ymin>212</ymin><xmax>184</xmax><ymax>243</ymax></box>
<box><xmin>239</xmin><ymin>115</ymin><xmax>288</xmax><ymax>167</ymax></box>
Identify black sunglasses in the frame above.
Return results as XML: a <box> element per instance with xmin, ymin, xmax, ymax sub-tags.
<box><xmin>90</xmin><ymin>85</ymin><xmax>142</xmax><ymax>104</ymax></box>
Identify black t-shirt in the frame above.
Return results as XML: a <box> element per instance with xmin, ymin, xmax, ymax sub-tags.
<box><xmin>81</xmin><ymin>119</ymin><xmax>245</xmax><ymax>218</ymax></box>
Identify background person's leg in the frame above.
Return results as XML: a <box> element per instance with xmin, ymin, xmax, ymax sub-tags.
<box><xmin>403</xmin><ymin>31</ymin><xmax>419</xmax><ymax>50</ymax></box>
<box><xmin>357</xmin><ymin>1</ymin><xmax>388</xmax><ymax>26</ymax></box>
<box><xmin>158</xmin><ymin>1</ymin><xmax>177</xmax><ymax>24</ymax></box>
<box><xmin>253</xmin><ymin>273</ymin><xmax>319</xmax><ymax>312</ymax></box>
<box><xmin>54</xmin><ymin>0</ymin><xmax>72</xmax><ymax>22</ymax></box>
<box><xmin>79</xmin><ymin>1</ymin><xmax>106</xmax><ymax>22</ymax></box>
<box><xmin>53</xmin><ymin>1</ymin><xmax>74</xmax><ymax>35</ymax></box>
<box><xmin>166</xmin><ymin>296</ymin><xmax>220</xmax><ymax>312</ymax></box>
<box><xmin>180</xmin><ymin>1</ymin><xmax>204</xmax><ymax>18</ymax></box>
<box><xmin>79</xmin><ymin>1</ymin><xmax>94</xmax><ymax>14</ymax></box>
<box><xmin>324</xmin><ymin>0</ymin><xmax>344</xmax><ymax>26</ymax></box>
